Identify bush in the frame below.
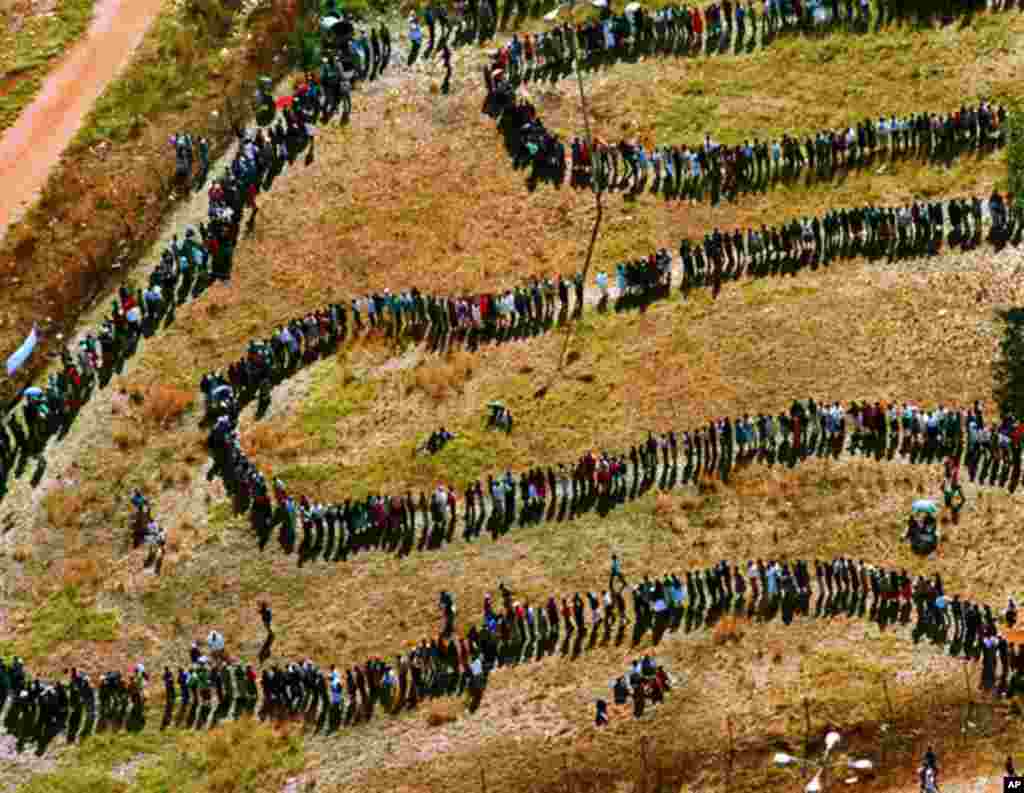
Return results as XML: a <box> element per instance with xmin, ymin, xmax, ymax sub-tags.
<box><xmin>425</xmin><ymin>700</ymin><xmax>460</xmax><ymax>727</ymax></box>
<box><xmin>712</xmin><ymin>616</ymin><xmax>743</xmax><ymax>645</ymax></box>
<box><xmin>993</xmin><ymin>308</ymin><xmax>1024</xmax><ymax>419</ymax></box>
<box><xmin>1008</xmin><ymin>104</ymin><xmax>1024</xmax><ymax>212</ymax></box>
<box><xmin>141</xmin><ymin>383</ymin><xmax>196</xmax><ymax>427</ymax></box>
<box><xmin>412</xmin><ymin>351</ymin><xmax>476</xmax><ymax>402</ymax></box>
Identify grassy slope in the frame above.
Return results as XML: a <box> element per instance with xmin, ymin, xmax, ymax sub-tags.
<box><xmin>4</xmin><ymin>10</ymin><xmax>1024</xmax><ymax>793</ymax></box>
<box><xmin>0</xmin><ymin>0</ymin><xmax>97</xmax><ymax>132</ymax></box>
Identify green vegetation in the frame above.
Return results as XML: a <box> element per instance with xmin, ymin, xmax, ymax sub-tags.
<box><xmin>74</xmin><ymin>0</ymin><xmax>237</xmax><ymax>148</ymax></box>
<box><xmin>21</xmin><ymin>585</ymin><xmax>120</xmax><ymax>660</ymax></box>
<box><xmin>300</xmin><ymin>362</ymin><xmax>379</xmax><ymax>447</ymax></box>
<box><xmin>1008</xmin><ymin>104</ymin><xmax>1024</xmax><ymax>211</ymax></box>
<box><xmin>18</xmin><ymin>718</ymin><xmax>304</xmax><ymax>793</ymax></box>
<box><xmin>0</xmin><ymin>0</ymin><xmax>97</xmax><ymax>131</ymax></box>
<box><xmin>993</xmin><ymin>308</ymin><xmax>1024</xmax><ymax>420</ymax></box>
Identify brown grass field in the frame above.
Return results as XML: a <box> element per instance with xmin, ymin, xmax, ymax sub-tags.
<box><xmin>2</xmin><ymin>7</ymin><xmax>1024</xmax><ymax>793</ymax></box>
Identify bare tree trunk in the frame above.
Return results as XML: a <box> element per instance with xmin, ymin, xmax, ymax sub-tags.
<box><xmin>540</xmin><ymin>20</ymin><xmax>604</xmax><ymax>394</ymax></box>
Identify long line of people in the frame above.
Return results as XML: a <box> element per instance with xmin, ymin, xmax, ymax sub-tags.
<box><xmin>0</xmin><ymin>56</ymin><xmax>384</xmax><ymax>504</ymax></box>
<box><xmin>4</xmin><ymin>542</ymin><xmax>1022</xmax><ymax>751</ymax></box>
<box><xmin>489</xmin><ymin>83</ymin><xmax>1007</xmax><ymax>201</ymax></box>
<box><xmin>673</xmin><ymin>189</ymin><xmax>1021</xmax><ymax>295</ymax></box>
<box><xmin>198</xmin><ymin>179</ymin><xmax>1021</xmax><ymax>434</ymax></box>
<box><xmin>205</xmin><ymin>386</ymin><xmax>1024</xmax><ymax>576</ymax></box>
<box><xmin>199</xmin><ymin>272</ymin><xmax>589</xmax><ymax>422</ymax></box>
<box><xmin>492</xmin><ymin>0</ymin><xmax>1008</xmax><ymax>89</ymax></box>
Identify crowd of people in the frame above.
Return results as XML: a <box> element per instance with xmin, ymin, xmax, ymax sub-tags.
<box><xmin>489</xmin><ymin>83</ymin><xmax>1007</xmax><ymax>201</ymax></box>
<box><xmin>673</xmin><ymin>189</ymin><xmax>1020</xmax><ymax>294</ymax></box>
<box><xmin>0</xmin><ymin>51</ymin><xmax>398</xmax><ymax>504</ymax></box>
<box><xmin>4</xmin><ymin>541</ymin><xmax>1024</xmax><ymax>750</ymax></box>
<box><xmin>490</xmin><ymin>0</ymin><xmax>1010</xmax><ymax>89</ymax></box>
<box><xmin>193</xmin><ymin>183</ymin><xmax>1020</xmax><ymax>483</ymax></box>
<box><xmin>198</xmin><ymin>271</ymin><xmax>588</xmax><ymax>422</ymax></box>
<box><xmin>5</xmin><ymin>0</ymin><xmax>1024</xmax><ymax>765</ymax></box>
<box><xmin>204</xmin><ymin>385</ymin><xmax>1024</xmax><ymax>575</ymax></box>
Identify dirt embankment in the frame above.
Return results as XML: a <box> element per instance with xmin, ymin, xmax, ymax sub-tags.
<box><xmin>0</xmin><ymin>0</ymin><xmax>165</xmax><ymax>239</ymax></box>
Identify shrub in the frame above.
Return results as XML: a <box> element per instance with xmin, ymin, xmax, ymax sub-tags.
<box><xmin>993</xmin><ymin>308</ymin><xmax>1024</xmax><ymax>419</ymax></box>
<box><xmin>412</xmin><ymin>350</ymin><xmax>477</xmax><ymax>402</ymax></box>
<box><xmin>142</xmin><ymin>383</ymin><xmax>195</xmax><ymax>427</ymax></box>
<box><xmin>45</xmin><ymin>485</ymin><xmax>87</xmax><ymax>529</ymax></box>
<box><xmin>1007</xmin><ymin>104</ymin><xmax>1024</xmax><ymax>211</ymax></box>
<box><xmin>426</xmin><ymin>700</ymin><xmax>460</xmax><ymax>727</ymax></box>
<box><xmin>712</xmin><ymin>616</ymin><xmax>743</xmax><ymax>645</ymax></box>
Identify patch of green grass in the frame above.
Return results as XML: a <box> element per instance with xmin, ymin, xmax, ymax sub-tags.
<box><xmin>0</xmin><ymin>0</ymin><xmax>96</xmax><ymax>132</ymax></box>
<box><xmin>19</xmin><ymin>717</ymin><xmax>303</xmax><ymax>793</ymax></box>
<box><xmin>276</xmin><ymin>461</ymin><xmax>341</xmax><ymax>484</ymax></box>
<box><xmin>74</xmin><ymin>0</ymin><xmax>237</xmax><ymax>149</ymax></box>
<box><xmin>19</xmin><ymin>769</ymin><xmax>128</xmax><ymax>793</ymax></box>
<box><xmin>19</xmin><ymin>585</ymin><xmax>120</xmax><ymax>661</ymax></box>
<box><xmin>300</xmin><ymin>364</ymin><xmax>378</xmax><ymax>448</ymax></box>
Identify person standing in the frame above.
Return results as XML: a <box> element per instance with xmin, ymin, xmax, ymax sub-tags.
<box><xmin>610</xmin><ymin>553</ymin><xmax>627</xmax><ymax>591</ymax></box>
<box><xmin>163</xmin><ymin>666</ymin><xmax>175</xmax><ymax>706</ymax></box>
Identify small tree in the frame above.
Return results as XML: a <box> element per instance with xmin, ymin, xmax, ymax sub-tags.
<box><xmin>993</xmin><ymin>308</ymin><xmax>1024</xmax><ymax>419</ymax></box>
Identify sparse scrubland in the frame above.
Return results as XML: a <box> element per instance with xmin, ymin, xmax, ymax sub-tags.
<box><xmin>2</xmin><ymin>3</ymin><xmax>1024</xmax><ymax>792</ymax></box>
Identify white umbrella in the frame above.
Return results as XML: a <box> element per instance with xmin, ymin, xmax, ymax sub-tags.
<box><xmin>624</xmin><ymin>1</ymin><xmax>642</xmax><ymax>11</ymax></box>
<box><xmin>320</xmin><ymin>15</ymin><xmax>341</xmax><ymax>30</ymax></box>
<box><xmin>825</xmin><ymin>731</ymin><xmax>841</xmax><ymax>754</ymax></box>
<box><xmin>591</xmin><ymin>0</ymin><xmax>608</xmax><ymax>7</ymax></box>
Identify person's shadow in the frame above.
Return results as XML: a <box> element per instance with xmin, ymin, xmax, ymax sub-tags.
<box><xmin>259</xmin><ymin>632</ymin><xmax>275</xmax><ymax>665</ymax></box>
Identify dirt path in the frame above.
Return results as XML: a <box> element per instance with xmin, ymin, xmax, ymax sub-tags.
<box><xmin>0</xmin><ymin>0</ymin><xmax>165</xmax><ymax>239</ymax></box>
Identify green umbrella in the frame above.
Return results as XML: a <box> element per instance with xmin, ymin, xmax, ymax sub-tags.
<box><xmin>911</xmin><ymin>499</ymin><xmax>938</xmax><ymax>515</ymax></box>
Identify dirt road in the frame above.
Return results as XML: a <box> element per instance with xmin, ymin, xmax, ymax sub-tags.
<box><xmin>0</xmin><ymin>0</ymin><xmax>165</xmax><ymax>239</ymax></box>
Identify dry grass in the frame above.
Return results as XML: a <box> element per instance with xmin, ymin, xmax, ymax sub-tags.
<box><xmin>241</xmin><ymin>239</ymin><xmax>1019</xmax><ymax>503</ymax></box>
<box><xmin>44</xmin><ymin>485</ymin><xmax>88</xmax><ymax>530</ymax></box>
<box><xmin>111</xmin><ymin>419</ymin><xmax>145</xmax><ymax>452</ymax></box>
<box><xmin>61</xmin><ymin>557</ymin><xmax>103</xmax><ymax>592</ymax></box>
<box><xmin>412</xmin><ymin>350</ymin><xmax>477</xmax><ymax>402</ymax></box>
<box><xmin>136</xmin><ymin>383</ymin><xmax>196</xmax><ymax>428</ymax></box>
<box><xmin>5</xmin><ymin>13</ymin><xmax>1024</xmax><ymax>793</ymax></box>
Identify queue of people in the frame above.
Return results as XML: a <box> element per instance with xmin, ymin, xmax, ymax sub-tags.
<box><xmin>4</xmin><ymin>544</ymin><xmax>1023</xmax><ymax>753</ymax></box>
<box><xmin>489</xmin><ymin>82</ymin><xmax>1006</xmax><ymax>203</ymax></box>
<box><xmin>492</xmin><ymin>0</ymin><xmax>1008</xmax><ymax>89</ymax></box>
<box><xmin>0</xmin><ymin>55</ymin><xmax>398</xmax><ymax>504</ymax></box>
<box><xmin>204</xmin><ymin>388</ymin><xmax>1024</xmax><ymax>577</ymax></box>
